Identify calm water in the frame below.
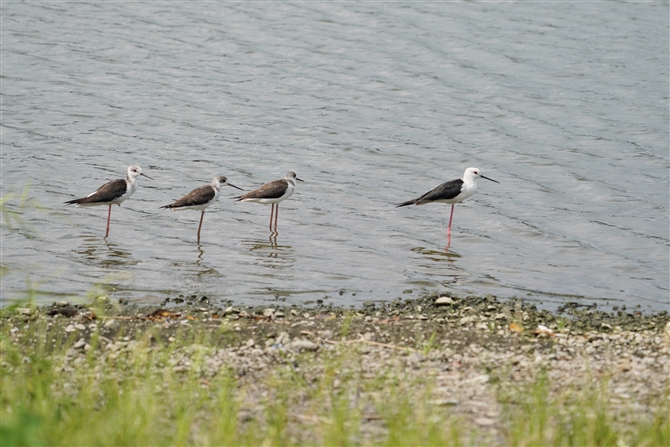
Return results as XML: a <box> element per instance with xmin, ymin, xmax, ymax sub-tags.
<box><xmin>2</xmin><ymin>2</ymin><xmax>668</xmax><ymax>312</ymax></box>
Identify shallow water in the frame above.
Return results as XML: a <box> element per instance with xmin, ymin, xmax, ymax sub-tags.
<box><xmin>2</xmin><ymin>2</ymin><xmax>668</xmax><ymax>311</ymax></box>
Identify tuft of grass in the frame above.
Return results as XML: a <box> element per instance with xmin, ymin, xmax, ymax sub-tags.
<box><xmin>421</xmin><ymin>330</ymin><xmax>439</xmax><ymax>355</ymax></box>
<box><xmin>496</xmin><ymin>369</ymin><xmax>670</xmax><ymax>447</ymax></box>
<box><xmin>376</xmin><ymin>379</ymin><xmax>463</xmax><ymax>447</ymax></box>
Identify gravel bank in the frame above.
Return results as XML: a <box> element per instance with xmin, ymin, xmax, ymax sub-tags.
<box><xmin>4</xmin><ymin>293</ymin><xmax>669</xmax><ymax>443</ymax></box>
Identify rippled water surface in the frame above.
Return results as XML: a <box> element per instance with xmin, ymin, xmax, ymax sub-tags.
<box><xmin>3</xmin><ymin>2</ymin><xmax>668</xmax><ymax>311</ymax></box>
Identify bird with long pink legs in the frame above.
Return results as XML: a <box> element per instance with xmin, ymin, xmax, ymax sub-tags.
<box><xmin>397</xmin><ymin>167</ymin><xmax>499</xmax><ymax>251</ymax></box>
<box><xmin>161</xmin><ymin>176</ymin><xmax>243</xmax><ymax>244</ymax></box>
<box><xmin>65</xmin><ymin>165</ymin><xmax>153</xmax><ymax>238</ymax></box>
<box><xmin>235</xmin><ymin>171</ymin><xmax>303</xmax><ymax>233</ymax></box>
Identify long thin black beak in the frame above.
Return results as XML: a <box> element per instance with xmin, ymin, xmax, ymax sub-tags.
<box><xmin>227</xmin><ymin>183</ymin><xmax>244</xmax><ymax>191</ymax></box>
<box><xmin>141</xmin><ymin>173</ymin><xmax>155</xmax><ymax>180</ymax></box>
<box><xmin>296</xmin><ymin>178</ymin><xmax>304</xmax><ymax>182</ymax></box>
<box><xmin>481</xmin><ymin>175</ymin><xmax>499</xmax><ymax>184</ymax></box>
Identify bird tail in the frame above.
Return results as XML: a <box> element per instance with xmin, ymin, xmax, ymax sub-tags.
<box><xmin>64</xmin><ymin>198</ymin><xmax>83</xmax><ymax>206</ymax></box>
<box><xmin>159</xmin><ymin>204</ymin><xmax>173</xmax><ymax>209</ymax></box>
<box><xmin>396</xmin><ymin>199</ymin><xmax>417</xmax><ymax>208</ymax></box>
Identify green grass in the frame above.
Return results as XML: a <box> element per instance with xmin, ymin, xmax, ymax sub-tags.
<box><xmin>1</xmin><ymin>319</ymin><xmax>667</xmax><ymax>446</ymax></box>
<box><xmin>0</xmin><ymin>321</ymin><xmax>462</xmax><ymax>446</ymax></box>
<box><xmin>496</xmin><ymin>370</ymin><xmax>669</xmax><ymax>447</ymax></box>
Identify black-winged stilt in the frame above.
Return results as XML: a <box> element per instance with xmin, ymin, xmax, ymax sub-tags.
<box><xmin>397</xmin><ymin>167</ymin><xmax>499</xmax><ymax>250</ymax></box>
<box><xmin>160</xmin><ymin>176</ymin><xmax>243</xmax><ymax>244</ymax></box>
<box><xmin>64</xmin><ymin>165</ymin><xmax>153</xmax><ymax>238</ymax></box>
<box><xmin>235</xmin><ymin>171</ymin><xmax>303</xmax><ymax>232</ymax></box>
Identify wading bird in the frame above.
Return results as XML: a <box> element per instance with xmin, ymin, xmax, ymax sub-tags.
<box><xmin>160</xmin><ymin>176</ymin><xmax>243</xmax><ymax>244</ymax></box>
<box><xmin>397</xmin><ymin>167</ymin><xmax>499</xmax><ymax>250</ymax></box>
<box><xmin>235</xmin><ymin>171</ymin><xmax>303</xmax><ymax>232</ymax></box>
<box><xmin>65</xmin><ymin>165</ymin><xmax>153</xmax><ymax>238</ymax></box>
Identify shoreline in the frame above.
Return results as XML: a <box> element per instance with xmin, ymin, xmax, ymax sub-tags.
<box><xmin>3</xmin><ymin>292</ymin><xmax>669</xmax><ymax>445</ymax></box>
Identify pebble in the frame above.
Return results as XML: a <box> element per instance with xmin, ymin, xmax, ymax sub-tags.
<box><xmin>475</xmin><ymin>417</ymin><xmax>496</xmax><ymax>426</ymax></box>
<box><xmin>276</xmin><ymin>332</ymin><xmax>290</xmax><ymax>345</ymax></box>
<box><xmin>460</xmin><ymin>316</ymin><xmax>476</xmax><ymax>325</ymax></box>
<box><xmin>407</xmin><ymin>352</ymin><xmax>425</xmax><ymax>365</ymax></box>
<box><xmin>65</xmin><ymin>324</ymin><xmax>76</xmax><ymax>333</ymax></box>
<box><xmin>434</xmin><ymin>399</ymin><xmax>459</xmax><ymax>406</ymax></box>
<box><xmin>362</xmin><ymin>332</ymin><xmax>376</xmax><ymax>342</ymax></box>
<box><xmin>319</xmin><ymin>330</ymin><xmax>334</xmax><ymax>340</ymax></box>
<box><xmin>435</xmin><ymin>296</ymin><xmax>454</xmax><ymax>305</ymax></box>
<box><xmin>290</xmin><ymin>339</ymin><xmax>319</xmax><ymax>352</ymax></box>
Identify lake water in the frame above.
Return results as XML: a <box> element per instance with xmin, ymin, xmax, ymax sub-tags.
<box><xmin>2</xmin><ymin>2</ymin><xmax>668</xmax><ymax>312</ymax></box>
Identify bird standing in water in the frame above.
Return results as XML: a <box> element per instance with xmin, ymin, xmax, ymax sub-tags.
<box><xmin>397</xmin><ymin>167</ymin><xmax>499</xmax><ymax>250</ymax></box>
<box><xmin>65</xmin><ymin>165</ymin><xmax>154</xmax><ymax>238</ymax></box>
<box><xmin>235</xmin><ymin>171</ymin><xmax>303</xmax><ymax>232</ymax></box>
<box><xmin>160</xmin><ymin>176</ymin><xmax>243</xmax><ymax>244</ymax></box>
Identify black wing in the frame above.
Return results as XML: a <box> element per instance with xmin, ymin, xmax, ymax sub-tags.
<box><xmin>64</xmin><ymin>178</ymin><xmax>127</xmax><ymax>205</ymax></box>
<box><xmin>396</xmin><ymin>178</ymin><xmax>463</xmax><ymax>207</ymax></box>
<box><xmin>236</xmin><ymin>179</ymin><xmax>287</xmax><ymax>201</ymax></box>
<box><xmin>161</xmin><ymin>185</ymin><xmax>215</xmax><ymax>209</ymax></box>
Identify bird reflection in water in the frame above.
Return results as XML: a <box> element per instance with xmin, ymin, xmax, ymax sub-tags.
<box><xmin>410</xmin><ymin>246</ymin><xmax>469</xmax><ymax>287</ymax></box>
<box><xmin>76</xmin><ymin>237</ymin><xmax>138</xmax><ymax>269</ymax></box>
<box><xmin>243</xmin><ymin>235</ymin><xmax>295</xmax><ymax>268</ymax></box>
<box><xmin>411</xmin><ymin>246</ymin><xmax>461</xmax><ymax>262</ymax></box>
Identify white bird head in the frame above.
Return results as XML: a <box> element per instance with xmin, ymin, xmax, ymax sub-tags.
<box><xmin>286</xmin><ymin>171</ymin><xmax>304</xmax><ymax>182</ymax></box>
<box><xmin>464</xmin><ymin>167</ymin><xmax>499</xmax><ymax>184</ymax></box>
<box><xmin>127</xmin><ymin>165</ymin><xmax>154</xmax><ymax>181</ymax></box>
<box><xmin>213</xmin><ymin>176</ymin><xmax>243</xmax><ymax>191</ymax></box>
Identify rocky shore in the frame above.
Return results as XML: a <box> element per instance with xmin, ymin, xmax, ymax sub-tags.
<box><xmin>3</xmin><ymin>293</ymin><xmax>669</xmax><ymax>445</ymax></box>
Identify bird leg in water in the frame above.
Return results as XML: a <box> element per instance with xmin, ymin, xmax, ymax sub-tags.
<box><xmin>269</xmin><ymin>204</ymin><xmax>275</xmax><ymax>231</ymax></box>
<box><xmin>197</xmin><ymin>211</ymin><xmax>205</xmax><ymax>244</ymax></box>
<box><xmin>105</xmin><ymin>205</ymin><xmax>113</xmax><ymax>238</ymax></box>
<box><xmin>445</xmin><ymin>204</ymin><xmax>455</xmax><ymax>251</ymax></box>
<box><xmin>274</xmin><ymin>205</ymin><xmax>279</xmax><ymax>232</ymax></box>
